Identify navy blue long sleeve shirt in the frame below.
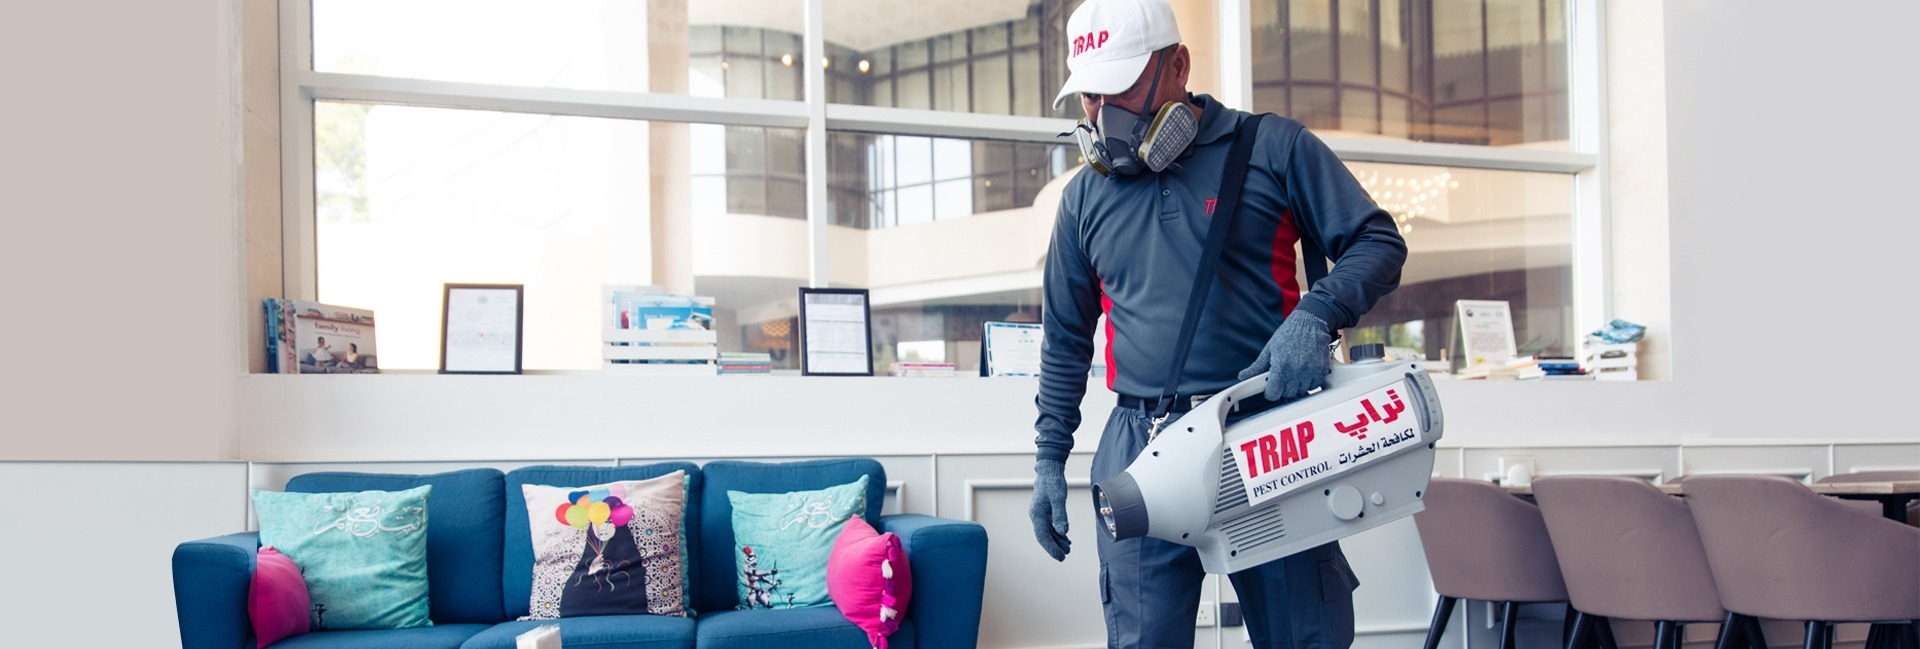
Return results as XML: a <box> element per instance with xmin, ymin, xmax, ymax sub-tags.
<box><xmin>1033</xmin><ymin>94</ymin><xmax>1408</xmax><ymax>463</ymax></box>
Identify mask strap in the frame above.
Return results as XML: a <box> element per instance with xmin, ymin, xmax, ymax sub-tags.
<box><xmin>1136</xmin><ymin>50</ymin><xmax>1170</xmax><ymax>126</ymax></box>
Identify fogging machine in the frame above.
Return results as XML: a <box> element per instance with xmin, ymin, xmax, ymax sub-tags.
<box><xmin>1093</xmin><ymin>344</ymin><xmax>1444</xmax><ymax>574</ymax></box>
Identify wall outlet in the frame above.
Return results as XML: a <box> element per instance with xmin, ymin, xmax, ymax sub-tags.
<box><xmin>1220</xmin><ymin>602</ymin><xmax>1244</xmax><ymax>627</ymax></box>
<box><xmin>1196</xmin><ymin>601</ymin><xmax>1217</xmax><ymax>627</ymax></box>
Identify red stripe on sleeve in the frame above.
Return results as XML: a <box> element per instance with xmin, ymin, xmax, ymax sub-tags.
<box><xmin>1100</xmin><ymin>280</ymin><xmax>1117</xmax><ymax>392</ymax></box>
<box><xmin>1271</xmin><ymin>210</ymin><xmax>1303</xmax><ymax>316</ymax></box>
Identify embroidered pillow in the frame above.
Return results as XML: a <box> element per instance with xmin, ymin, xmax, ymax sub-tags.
<box><xmin>249</xmin><ymin>547</ymin><xmax>312</xmax><ymax>649</ymax></box>
<box><xmin>826</xmin><ymin>516</ymin><xmax>912</xmax><ymax>649</ymax></box>
<box><xmin>727</xmin><ymin>475</ymin><xmax>869</xmax><ymax>610</ymax></box>
<box><xmin>520</xmin><ymin>471</ymin><xmax>689</xmax><ymax>619</ymax></box>
<box><xmin>251</xmin><ymin>486</ymin><xmax>432</xmax><ymax>630</ymax></box>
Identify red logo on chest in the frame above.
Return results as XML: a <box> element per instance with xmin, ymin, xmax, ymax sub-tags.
<box><xmin>1205</xmin><ymin>199</ymin><xmax>1217</xmax><ymax>215</ymax></box>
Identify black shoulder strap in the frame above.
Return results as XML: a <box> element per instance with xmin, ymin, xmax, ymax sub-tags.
<box><xmin>1153</xmin><ymin>114</ymin><xmax>1265</xmax><ymax>425</ymax></box>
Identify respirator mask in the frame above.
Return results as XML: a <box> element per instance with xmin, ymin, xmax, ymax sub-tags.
<box><xmin>1069</xmin><ymin>51</ymin><xmax>1200</xmax><ymax>176</ymax></box>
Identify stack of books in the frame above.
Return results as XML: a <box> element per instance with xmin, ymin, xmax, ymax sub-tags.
<box><xmin>265</xmin><ymin>298</ymin><xmax>380</xmax><ymax>374</ymax></box>
<box><xmin>890</xmin><ymin>362</ymin><xmax>956</xmax><ymax>377</ymax></box>
<box><xmin>1537</xmin><ymin>356</ymin><xmax>1594</xmax><ymax>380</ymax></box>
<box><xmin>1457</xmin><ymin>355</ymin><xmax>1546</xmax><ymax>381</ymax></box>
<box><xmin>603</xmin><ymin>287</ymin><xmax>718</xmax><ymax>376</ymax></box>
<box><xmin>718</xmin><ymin>352</ymin><xmax>773</xmax><ymax>375</ymax></box>
<box><xmin>1583</xmin><ymin>338</ymin><xmax>1639</xmax><ymax>381</ymax></box>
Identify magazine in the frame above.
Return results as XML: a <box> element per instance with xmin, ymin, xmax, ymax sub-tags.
<box><xmin>266</xmin><ymin>299</ymin><xmax>379</xmax><ymax>374</ymax></box>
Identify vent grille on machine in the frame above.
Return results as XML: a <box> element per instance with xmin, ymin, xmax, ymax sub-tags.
<box><xmin>1215</xmin><ymin>449</ymin><xmax>1288</xmax><ymax>550</ymax></box>
<box><xmin>1215</xmin><ymin>448</ymin><xmax>1248</xmax><ymax>514</ymax></box>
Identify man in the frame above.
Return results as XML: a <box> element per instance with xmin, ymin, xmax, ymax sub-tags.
<box><xmin>1026</xmin><ymin>0</ymin><xmax>1408</xmax><ymax>647</ymax></box>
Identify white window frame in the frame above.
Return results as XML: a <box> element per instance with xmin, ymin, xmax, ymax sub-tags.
<box><xmin>280</xmin><ymin>0</ymin><xmax>1607</xmax><ymax>335</ymax></box>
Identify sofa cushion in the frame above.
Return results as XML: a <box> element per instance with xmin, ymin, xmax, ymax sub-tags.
<box><xmin>286</xmin><ymin>468</ymin><xmax>507</xmax><ymax>624</ymax></box>
<box><xmin>250</xmin><ymin>547</ymin><xmax>311</xmax><ymax>648</ymax></box>
<box><xmin>694</xmin><ymin>608</ymin><xmax>916</xmax><ymax>649</ymax></box>
<box><xmin>827</xmin><ymin>516</ymin><xmax>912</xmax><ymax>649</ymax></box>
<box><xmin>505</xmin><ymin>464</ymin><xmax>701</xmax><ymax>620</ymax></box>
<box><xmin>696</xmin><ymin>459</ymin><xmax>885</xmax><ymax>615</ymax></box>
<box><xmin>727</xmin><ymin>475</ymin><xmax>868</xmax><ymax>610</ymax></box>
<box><xmin>266</xmin><ymin>623</ymin><xmax>491</xmax><ymax>649</ymax></box>
<box><xmin>521</xmin><ymin>472</ymin><xmax>690</xmax><ymax>619</ymax></box>
<box><xmin>460</xmin><ymin>616</ymin><xmax>696</xmax><ymax>649</ymax></box>
<box><xmin>252</xmin><ymin>485</ymin><xmax>432</xmax><ymax>630</ymax></box>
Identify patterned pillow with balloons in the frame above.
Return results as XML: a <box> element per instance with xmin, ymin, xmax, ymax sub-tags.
<box><xmin>519</xmin><ymin>471</ymin><xmax>690</xmax><ymax>619</ymax></box>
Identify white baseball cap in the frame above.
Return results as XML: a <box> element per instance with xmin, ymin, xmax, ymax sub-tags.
<box><xmin>1051</xmin><ymin>0</ymin><xmax>1183</xmax><ymax>111</ymax></box>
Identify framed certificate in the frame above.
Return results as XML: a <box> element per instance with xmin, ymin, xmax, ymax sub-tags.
<box><xmin>798</xmin><ymin>288</ymin><xmax>873</xmax><ymax>376</ymax></box>
<box><xmin>982</xmin><ymin>321</ymin><xmax>1044</xmax><ymax>377</ymax></box>
<box><xmin>1454</xmin><ymin>299</ymin><xmax>1517</xmax><ymax>370</ymax></box>
<box><xmin>440</xmin><ymin>283</ymin><xmax>524</xmax><ymax>375</ymax></box>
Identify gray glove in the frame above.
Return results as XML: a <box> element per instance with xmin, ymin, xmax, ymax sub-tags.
<box><xmin>1028</xmin><ymin>458</ymin><xmax>1071</xmax><ymax>561</ymax></box>
<box><xmin>1237</xmin><ymin>309</ymin><xmax>1333</xmax><ymax>401</ymax></box>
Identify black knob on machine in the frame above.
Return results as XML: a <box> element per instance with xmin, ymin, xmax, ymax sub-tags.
<box><xmin>1349</xmin><ymin>343</ymin><xmax>1386</xmax><ymax>363</ymax></box>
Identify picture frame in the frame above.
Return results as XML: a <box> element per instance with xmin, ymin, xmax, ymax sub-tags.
<box><xmin>439</xmin><ymin>283</ymin><xmax>524</xmax><ymax>375</ymax></box>
<box><xmin>797</xmin><ymin>287</ymin><xmax>874</xmax><ymax>376</ymax></box>
<box><xmin>981</xmin><ymin>321</ymin><xmax>1044</xmax><ymax>377</ymax></box>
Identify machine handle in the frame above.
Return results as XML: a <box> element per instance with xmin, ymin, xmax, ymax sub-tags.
<box><xmin>1195</xmin><ymin>371</ymin><xmax>1282</xmax><ymax>427</ymax></box>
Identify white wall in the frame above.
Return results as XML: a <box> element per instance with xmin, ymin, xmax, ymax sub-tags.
<box><xmin>1663</xmin><ymin>0</ymin><xmax>1920</xmax><ymax>440</ymax></box>
<box><xmin>0</xmin><ymin>0</ymin><xmax>244</xmax><ymax>461</ymax></box>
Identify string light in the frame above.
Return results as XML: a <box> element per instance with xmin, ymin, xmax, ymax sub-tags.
<box><xmin>780</xmin><ymin>53</ymin><xmax>793</xmax><ymax>67</ymax></box>
<box><xmin>1360</xmin><ymin>168</ymin><xmax>1457</xmax><ymax>235</ymax></box>
<box><xmin>858</xmin><ymin>59</ymin><xmax>871</xmax><ymax>74</ymax></box>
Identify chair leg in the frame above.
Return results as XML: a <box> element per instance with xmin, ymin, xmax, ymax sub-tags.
<box><xmin>1824</xmin><ymin>623</ymin><xmax>1836</xmax><ymax>649</ymax></box>
<box><xmin>1502</xmin><ymin>601</ymin><xmax>1521</xmax><ymax>649</ymax></box>
<box><xmin>1717</xmin><ymin>612</ymin><xmax>1746</xmax><ymax>649</ymax></box>
<box><xmin>1565</xmin><ymin>604</ymin><xmax>1578</xmax><ymax>649</ymax></box>
<box><xmin>1745</xmin><ymin>615</ymin><xmax>1770</xmax><ymax>649</ymax></box>
<box><xmin>1567</xmin><ymin>611</ymin><xmax>1595</xmax><ymax>649</ymax></box>
<box><xmin>1655</xmin><ymin>621</ymin><xmax>1677</xmax><ymax>649</ymax></box>
<box><xmin>1596</xmin><ymin>616</ymin><xmax>1620</xmax><ymax>649</ymax></box>
<box><xmin>1870</xmin><ymin>624</ymin><xmax>1887</xmax><ymax>649</ymax></box>
<box><xmin>1423</xmin><ymin>596</ymin><xmax>1457</xmax><ymax>649</ymax></box>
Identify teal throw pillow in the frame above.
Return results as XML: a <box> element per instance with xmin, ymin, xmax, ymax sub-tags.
<box><xmin>252</xmin><ymin>486</ymin><xmax>432</xmax><ymax>630</ymax></box>
<box><xmin>728</xmin><ymin>475</ymin><xmax>869</xmax><ymax>610</ymax></box>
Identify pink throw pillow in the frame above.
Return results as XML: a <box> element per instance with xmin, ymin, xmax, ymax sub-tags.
<box><xmin>826</xmin><ymin>517</ymin><xmax>912</xmax><ymax>649</ymax></box>
<box><xmin>250</xmin><ymin>547</ymin><xmax>312</xmax><ymax>648</ymax></box>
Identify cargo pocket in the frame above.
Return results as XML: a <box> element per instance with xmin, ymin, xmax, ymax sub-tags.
<box><xmin>1318</xmin><ymin>558</ymin><xmax>1357</xmax><ymax>603</ymax></box>
<box><xmin>1099</xmin><ymin>562</ymin><xmax>1112</xmax><ymax>604</ymax></box>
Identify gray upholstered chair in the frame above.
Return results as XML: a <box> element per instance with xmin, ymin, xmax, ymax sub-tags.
<box><xmin>1532</xmin><ymin>476</ymin><xmax>1753</xmax><ymax>649</ymax></box>
<box><xmin>1414</xmin><ymin>478</ymin><xmax>1571</xmax><ymax>649</ymax></box>
<box><xmin>1685</xmin><ymin>475</ymin><xmax>1920</xmax><ymax>649</ymax></box>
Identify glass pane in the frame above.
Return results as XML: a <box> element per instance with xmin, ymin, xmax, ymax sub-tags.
<box><xmin>314</xmin><ymin>102</ymin><xmax>807</xmax><ymax>370</ymax></box>
<box><xmin>1338</xmin><ymin>0</ymin><xmax>1375</xmax><ymax>85</ymax></box>
<box><xmin>1340</xmin><ymin>162</ymin><xmax>1576</xmax><ymax>361</ymax></box>
<box><xmin>973</xmin><ymin>54</ymin><xmax>1012</xmax><ymax>115</ymax></box>
<box><xmin>826</xmin><ymin>130</ymin><xmax>1071</xmax><ymax>231</ymax></box>
<box><xmin>897</xmin><ymin>184</ymin><xmax>934</xmax><ymax>226</ymax></box>
<box><xmin>314</xmin><ymin>0</ymin><xmax>805</xmax><ymax>100</ymax></box>
<box><xmin>819</xmin><ymin>129</ymin><xmax>1057</xmax><ymax>374</ymax></box>
<box><xmin>933</xmin><ymin>179</ymin><xmax>974</xmax><ymax>219</ymax></box>
<box><xmin>933</xmin><ymin>138</ymin><xmax>973</xmax><ymax>181</ymax></box>
<box><xmin>1249</xmin><ymin>0</ymin><xmax>1568</xmax><ymax>148</ymax></box>
<box><xmin>896</xmin><ymin>136</ymin><xmax>933</xmax><ymax>186</ymax></box>
<box><xmin>823</xmin><ymin>0</ymin><xmax>1163</xmax><ymax>120</ymax></box>
<box><xmin>1342</xmin><ymin>89</ymin><xmax>1378</xmax><ymax>133</ymax></box>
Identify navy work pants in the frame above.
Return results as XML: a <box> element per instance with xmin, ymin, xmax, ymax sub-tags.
<box><xmin>1091</xmin><ymin>405</ymin><xmax>1360</xmax><ymax>649</ymax></box>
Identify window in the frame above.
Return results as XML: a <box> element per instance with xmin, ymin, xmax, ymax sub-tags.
<box><xmin>1250</xmin><ymin>0</ymin><xmax>1570</xmax><ymax>147</ymax></box>
<box><xmin>1248</xmin><ymin>0</ymin><xmax>1590</xmax><ymax>360</ymax></box>
<box><xmin>285</xmin><ymin>0</ymin><xmax>1603</xmax><ymax>376</ymax></box>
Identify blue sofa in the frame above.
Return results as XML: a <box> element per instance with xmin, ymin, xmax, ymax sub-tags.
<box><xmin>172</xmin><ymin>459</ymin><xmax>988</xmax><ymax>649</ymax></box>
